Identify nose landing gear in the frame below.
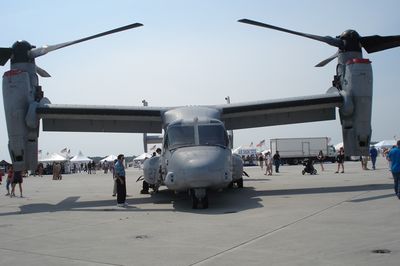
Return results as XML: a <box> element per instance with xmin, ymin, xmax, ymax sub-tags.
<box><xmin>190</xmin><ymin>188</ymin><xmax>208</xmax><ymax>209</ymax></box>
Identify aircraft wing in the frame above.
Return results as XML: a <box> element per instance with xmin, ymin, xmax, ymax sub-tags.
<box><xmin>37</xmin><ymin>104</ymin><xmax>167</xmax><ymax>133</ymax></box>
<box><xmin>219</xmin><ymin>92</ymin><xmax>343</xmax><ymax>130</ymax></box>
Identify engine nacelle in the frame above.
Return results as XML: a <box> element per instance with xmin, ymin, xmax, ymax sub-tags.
<box><xmin>232</xmin><ymin>153</ymin><xmax>243</xmax><ymax>181</ymax></box>
<box><xmin>142</xmin><ymin>156</ymin><xmax>161</xmax><ymax>185</ymax></box>
<box><xmin>2</xmin><ymin>68</ymin><xmax>40</xmax><ymax>171</ymax></box>
<box><xmin>339</xmin><ymin>59</ymin><xmax>373</xmax><ymax>156</ymax></box>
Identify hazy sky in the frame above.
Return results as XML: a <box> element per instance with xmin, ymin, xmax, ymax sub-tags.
<box><xmin>1</xmin><ymin>0</ymin><xmax>399</xmax><ymax>160</ymax></box>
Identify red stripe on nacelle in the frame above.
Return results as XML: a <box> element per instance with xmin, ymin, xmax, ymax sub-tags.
<box><xmin>3</xmin><ymin>69</ymin><xmax>23</xmax><ymax>77</ymax></box>
<box><xmin>346</xmin><ymin>58</ymin><xmax>371</xmax><ymax>65</ymax></box>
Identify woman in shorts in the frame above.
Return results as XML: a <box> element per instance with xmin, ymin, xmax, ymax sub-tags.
<box><xmin>11</xmin><ymin>170</ymin><xmax>23</xmax><ymax>197</ymax></box>
<box><xmin>335</xmin><ymin>147</ymin><xmax>345</xmax><ymax>173</ymax></box>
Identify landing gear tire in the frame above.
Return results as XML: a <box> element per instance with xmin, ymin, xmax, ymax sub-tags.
<box><xmin>302</xmin><ymin>170</ymin><xmax>305</xmax><ymax>175</ymax></box>
<box><xmin>190</xmin><ymin>188</ymin><xmax>208</xmax><ymax>209</ymax></box>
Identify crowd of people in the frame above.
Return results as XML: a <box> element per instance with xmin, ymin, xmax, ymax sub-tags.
<box><xmin>254</xmin><ymin>144</ymin><xmax>397</xmax><ymax>176</ymax></box>
<box><xmin>254</xmin><ymin>142</ymin><xmax>400</xmax><ymax>200</ymax></box>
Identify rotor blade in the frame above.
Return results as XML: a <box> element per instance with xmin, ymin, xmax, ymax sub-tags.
<box><xmin>29</xmin><ymin>22</ymin><xmax>143</xmax><ymax>58</ymax></box>
<box><xmin>238</xmin><ymin>19</ymin><xmax>343</xmax><ymax>48</ymax></box>
<box><xmin>315</xmin><ymin>52</ymin><xmax>338</xmax><ymax>67</ymax></box>
<box><xmin>36</xmin><ymin>66</ymin><xmax>51</xmax><ymax>77</ymax></box>
<box><xmin>360</xmin><ymin>35</ymin><xmax>400</xmax><ymax>53</ymax></box>
<box><xmin>0</xmin><ymin>47</ymin><xmax>13</xmax><ymax>66</ymax></box>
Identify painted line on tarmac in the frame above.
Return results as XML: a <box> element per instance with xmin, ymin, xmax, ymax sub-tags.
<box><xmin>189</xmin><ymin>190</ymin><xmax>371</xmax><ymax>265</ymax></box>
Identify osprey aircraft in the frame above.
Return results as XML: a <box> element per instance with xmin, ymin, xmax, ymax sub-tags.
<box><xmin>2</xmin><ymin>20</ymin><xmax>400</xmax><ymax>208</ymax></box>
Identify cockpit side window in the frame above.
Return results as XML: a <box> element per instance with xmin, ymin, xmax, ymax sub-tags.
<box><xmin>167</xmin><ymin>125</ymin><xmax>195</xmax><ymax>148</ymax></box>
<box><xmin>198</xmin><ymin>124</ymin><xmax>228</xmax><ymax>147</ymax></box>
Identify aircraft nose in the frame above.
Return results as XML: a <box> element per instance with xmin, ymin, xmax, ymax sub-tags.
<box><xmin>166</xmin><ymin>146</ymin><xmax>232</xmax><ymax>189</ymax></box>
<box><xmin>174</xmin><ymin>146</ymin><xmax>223</xmax><ymax>171</ymax></box>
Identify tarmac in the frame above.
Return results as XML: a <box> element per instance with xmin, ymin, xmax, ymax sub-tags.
<box><xmin>0</xmin><ymin>157</ymin><xmax>399</xmax><ymax>266</ymax></box>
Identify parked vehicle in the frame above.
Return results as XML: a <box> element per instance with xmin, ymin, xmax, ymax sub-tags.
<box><xmin>270</xmin><ymin>137</ymin><xmax>336</xmax><ymax>165</ymax></box>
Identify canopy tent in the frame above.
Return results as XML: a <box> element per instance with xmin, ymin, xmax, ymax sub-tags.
<box><xmin>39</xmin><ymin>153</ymin><xmax>68</xmax><ymax>162</ymax></box>
<box><xmin>261</xmin><ymin>149</ymin><xmax>271</xmax><ymax>155</ymax></box>
<box><xmin>0</xmin><ymin>159</ymin><xmax>10</xmax><ymax>166</ymax></box>
<box><xmin>100</xmin><ymin>154</ymin><xmax>117</xmax><ymax>163</ymax></box>
<box><xmin>334</xmin><ymin>142</ymin><xmax>343</xmax><ymax>151</ymax></box>
<box><xmin>374</xmin><ymin>140</ymin><xmax>396</xmax><ymax>150</ymax></box>
<box><xmin>70</xmin><ymin>151</ymin><xmax>91</xmax><ymax>163</ymax></box>
<box><xmin>134</xmin><ymin>153</ymin><xmax>152</xmax><ymax>161</ymax></box>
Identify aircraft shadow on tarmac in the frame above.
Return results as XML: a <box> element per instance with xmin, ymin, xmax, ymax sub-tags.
<box><xmin>0</xmin><ymin>183</ymin><xmax>393</xmax><ymax>217</ymax></box>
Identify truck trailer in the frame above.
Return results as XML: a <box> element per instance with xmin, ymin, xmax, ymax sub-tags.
<box><xmin>270</xmin><ymin>137</ymin><xmax>336</xmax><ymax>165</ymax></box>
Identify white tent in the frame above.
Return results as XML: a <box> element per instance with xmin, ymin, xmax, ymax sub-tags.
<box><xmin>100</xmin><ymin>154</ymin><xmax>117</xmax><ymax>163</ymax></box>
<box><xmin>39</xmin><ymin>153</ymin><xmax>68</xmax><ymax>162</ymax></box>
<box><xmin>261</xmin><ymin>149</ymin><xmax>271</xmax><ymax>155</ymax></box>
<box><xmin>334</xmin><ymin>142</ymin><xmax>343</xmax><ymax>151</ymax></box>
<box><xmin>70</xmin><ymin>151</ymin><xmax>91</xmax><ymax>163</ymax></box>
<box><xmin>134</xmin><ymin>153</ymin><xmax>152</xmax><ymax>161</ymax></box>
<box><xmin>375</xmin><ymin>140</ymin><xmax>396</xmax><ymax>150</ymax></box>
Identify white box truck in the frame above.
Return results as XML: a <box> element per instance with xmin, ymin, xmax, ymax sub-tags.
<box><xmin>270</xmin><ymin>137</ymin><xmax>336</xmax><ymax>165</ymax></box>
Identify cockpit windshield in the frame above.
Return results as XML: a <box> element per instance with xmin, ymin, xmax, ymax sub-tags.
<box><xmin>198</xmin><ymin>124</ymin><xmax>227</xmax><ymax>147</ymax></box>
<box><xmin>167</xmin><ymin>125</ymin><xmax>195</xmax><ymax>148</ymax></box>
<box><xmin>165</xmin><ymin>123</ymin><xmax>228</xmax><ymax>149</ymax></box>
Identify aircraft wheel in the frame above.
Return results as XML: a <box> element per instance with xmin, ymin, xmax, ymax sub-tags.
<box><xmin>302</xmin><ymin>170</ymin><xmax>305</xmax><ymax>175</ymax></box>
<box><xmin>236</xmin><ymin>178</ymin><xmax>244</xmax><ymax>188</ymax></box>
<box><xmin>190</xmin><ymin>189</ymin><xmax>208</xmax><ymax>209</ymax></box>
<box><xmin>228</xmin><ymin>181</ymin><xmax>234</xmax><ymax>188</ymax></box>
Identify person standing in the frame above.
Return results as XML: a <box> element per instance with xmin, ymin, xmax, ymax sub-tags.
<box><xmin>317</xmin><ymin>150</ymin><xmax>325</xmax><ymax>171</ymax></box>
<box><xmin>264</xmin><ymin>151</ymin><xmax>273</xmax><ymax>176</ymax></box>
<box><xmin>5</xmin><ymin>165</ymin><xmax>13</xmax><ymax>196</ymax></box>
<box><xmin>369</xmin><ymin>146</ymin><xmax>378</xmax><ymax>170</ymax></box>
<box><xmin>258</xmin><ymin>153</ymin><xmax>264</xmax><ymax>170</ymax></box>
<box><xmin>273</xmin><ymin>151</ymin><xmax>281</xmax><ymax>173</ymax></box>
<box><xmin>335</xmin><ymin>147</ymin><xmax>345</xmax><ymax>173</ymax></box>
<box><xmin>115</xmin><ymin>154</ymin><xmax>127</xmax><ymax>207</ymax></box>
<box><xmin>388</xmin><ymin>140</ymin><xmax>400</xmax><ymax>199</ymax></box>
<box><xmin>112</xmin><ymin>159</ymin><xmax>118</xmax><ymax>197</ymax></box>
<box><xmin>11</xmin><ymin>170</ymin><xmax>23</xmax><ymax>197</ymax></box>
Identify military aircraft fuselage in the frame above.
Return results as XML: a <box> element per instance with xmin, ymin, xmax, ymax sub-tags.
<box><xmin>163</xmin><ymin>107</ymin><xmax>232</xmax><ymax>189</ymax></box>
<box><xmin>142</xmin><ymin>107</ymin><xmax>244</xmax><ymax>208</ymax></box>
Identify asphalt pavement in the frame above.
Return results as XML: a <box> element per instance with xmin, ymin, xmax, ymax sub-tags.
<box><xmin>0</xmin><ymin>157</ymin><xmax>399</xmax><ymax>266</ymax></box>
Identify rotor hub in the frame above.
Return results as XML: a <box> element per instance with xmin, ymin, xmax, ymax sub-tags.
<box><xmin>11</xmin><ymin>40</ymin><xmax>35</xmax><ymax>64</ymax></box>
<box><xmin>338</xmin><ymin>30</ymin><xmax>362</xmax><ymax>52</ymax></box>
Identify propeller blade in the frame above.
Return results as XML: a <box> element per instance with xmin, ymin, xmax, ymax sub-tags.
<box><xmin>315</xmin><ymin>52</ymin><xmax>338</xmax><ymax>67</ymax></box>
<box><xmin>36</xmin><ymin>66</ymin><xmax>51</xmax><ymax>77</ymax></box>
<box><xmin>0</xmin><ymin>48</ymin><xmax>13</xmax><ymax>66</ymax></box>
<box><xmin>360</xmin><ymin>35</ymin><xmax>400</xmax><ymax>53</ymax></box>
<box><xmin>238</xmin><ymin>19</ymin><xmax>343</xmax><ymax>48</ymax></box>
<box><xmin>29</xmin><ymin>22</ymin><xmax>143</xmax><ymax>58</ymax></box>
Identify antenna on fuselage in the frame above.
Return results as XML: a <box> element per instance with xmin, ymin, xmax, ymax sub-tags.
<box><xmin>142</xmin><ymin>99</ymin><xmax>149</xmax><ymax>153</ymax></box>
<box><xmin>225</xmin><ymin>96</ymin><xmax>234</xmax><ymax>149</ymax></box>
